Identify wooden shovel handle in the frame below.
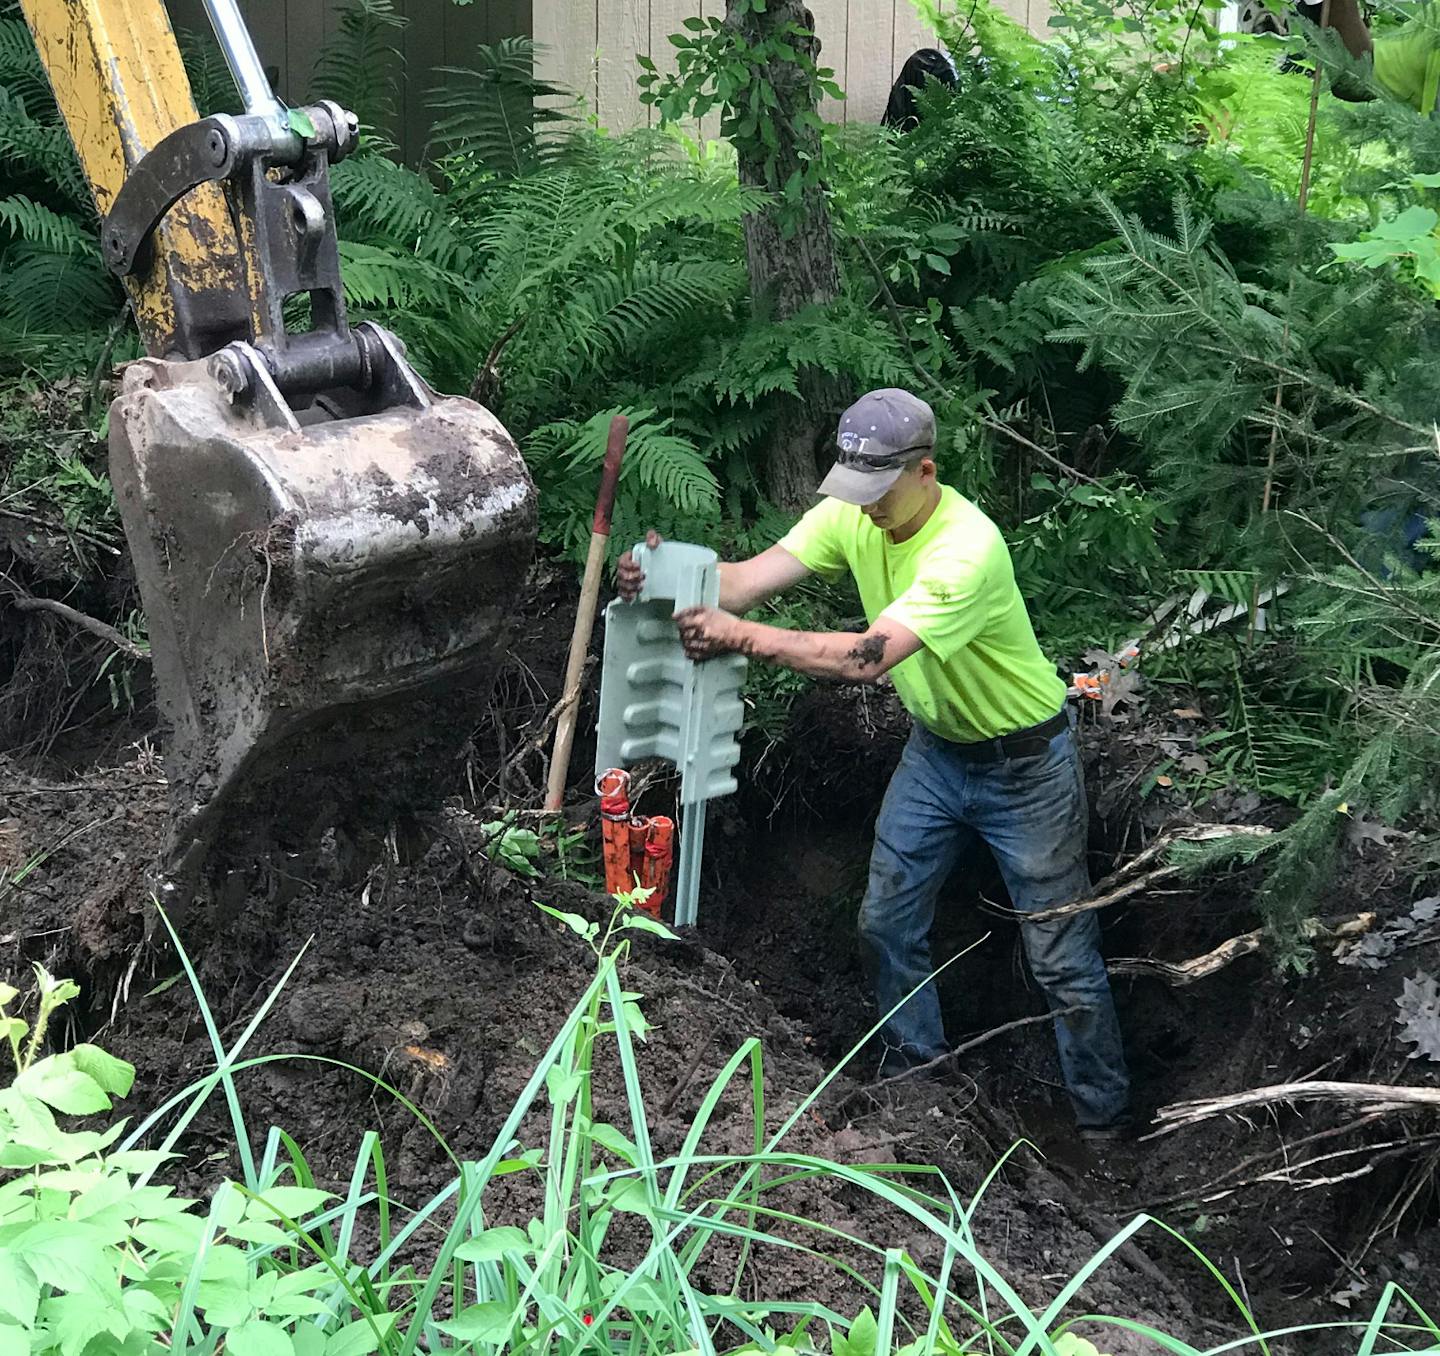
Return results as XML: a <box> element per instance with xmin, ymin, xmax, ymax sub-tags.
<box><xmin>592</xmin><ymin>413</ymin><xmax>628</xmax><ymax>535</ymax></box>
<box><xmin>545</xmin><ymin>415</ymin><xmax>629</xmax><ymax>812</ymax></box>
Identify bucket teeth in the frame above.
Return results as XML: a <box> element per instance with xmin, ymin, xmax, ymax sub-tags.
<box><xmin>110</xmin><ymin>355</ymin><xmax>537</xmax><ymax>881</ymax></box>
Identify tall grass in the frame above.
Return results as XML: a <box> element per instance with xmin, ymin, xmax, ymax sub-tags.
<box><xmin>115</xmin><ymin>895</ymin><xmax>1439</xmax><ymax>1356</ymax></box>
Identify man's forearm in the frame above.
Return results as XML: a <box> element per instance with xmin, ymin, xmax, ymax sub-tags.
<box><xmin>732</xmin><ymin>619</ymin><xmax>892</xmax><ymax>682</ymax></box>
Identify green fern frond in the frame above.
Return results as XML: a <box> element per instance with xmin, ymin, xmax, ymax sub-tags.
<box><xmin>546</xmin><ymin>260</ymin><xmax>742</xmax><ymax>377</ymax></box>
<box><xmin>335</xmin><ymin>241</ymin><xmax>465</xmax><ymax>309</ymax></box>
<box><xmin>331</xmin><ymin>155</ymin><xmax>471</xmax><ymax>271</ymax></box>
<box><xmin>0</xmin><ymin>195</ymin><xmax>96</xmax><ymax>256</ymax></box>
<box><xmin>427</xmin><ymin>37</ymin><xmax>576</xmax><ymax>178</ymax></box>
<box><xmin>0</xmin><ymin>17</ymin><xmax>51</xmax><ymax>111</ymax></box>
<box><xmin>528</xmin><ymin>407</ymin><xmax>721</xmax><ymax>518</ymax></box>
<box><xmin>0</xmin><ymin>246</ymin><xmax>117</xmax><ymax>330</ymax></box>
<box><xmin>313</xmin><ymin>0</ymin><xmax>406</xmax><ymax>143</ymax></box>
<box><xmin>0</xmin><ymin>87</ymin><xmax>89</xmax><ymax>209</ymax></box>
<box><xmin>175</xmin><ymin>26</ymin><xmax>245</xmax><ymax>116</ymax></box>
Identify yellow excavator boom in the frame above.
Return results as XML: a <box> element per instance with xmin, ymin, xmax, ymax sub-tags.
<box><xmin>17</xmin><ymin>0</ymin><xmax>248</xmax><ymax>358</ymax></box>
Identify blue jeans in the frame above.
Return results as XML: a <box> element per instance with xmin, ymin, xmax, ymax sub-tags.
<box><xmin>857</xmin><ymin>718</ymin><xmax>1131</xmax><ymax>1129</ymax></box>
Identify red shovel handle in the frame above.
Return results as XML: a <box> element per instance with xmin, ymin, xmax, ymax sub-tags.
<box><xmin>592</xmin><ymin>414</ymin><xmax>628</xmax><ymax>536</ymax></box>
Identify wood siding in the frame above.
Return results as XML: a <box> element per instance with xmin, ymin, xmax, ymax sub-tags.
<box><xmin>164</xmin><ymin>0</ymin><xmax>532</xmax><ymax>164</ymax></box>
<box><xmin>165</xmin><ymin>0</ymin><xmax>1053</xmax><ymax>154</ymax></box>
<box><xmin>535</xmin><ymin>0</ymin><xmax>1055</xmax><ymax>131</ymax></box>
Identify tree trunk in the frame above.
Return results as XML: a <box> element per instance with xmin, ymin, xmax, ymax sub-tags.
<box><xmin>728</xmin><ymin>0</ymin><xmax>843</xmax><ymax>511</ymax></box>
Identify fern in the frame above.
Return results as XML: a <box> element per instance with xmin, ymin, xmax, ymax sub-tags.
<box><xmin>335</xmin><ymin>240</ymin><xmax>466</xmax><ymax>309</ymax></box>
<box><xmin>312</xmin><ymin>0</ymin><xmax>405</xmax><ymax>144</ymax></box>
<box><xmin>175</xmin><ymin>25</ymin><xmax>245</xmax><ymax>117</ymax></box>
<box><xmin>426</xmin><ymin>37</ymin><xmax>576</xmax><ymax>178</ymax></box>
<box><xmin>0</xmin><ymin>15</ymin><xmax>50</xmax><ymax>112</ymax></box>
<box><xmin>330</xmin><ymin>155</ymin><xmax>470</xmax><ymax>270</ymax></box>
<box><xmin>0</xmin><ymin>245</ymin><xmax>115</xmax><ymax>332</ymax></box>
<box><xmin>527</xmin><ymin>408</ymin><xmax>721</xmax><ymax>520</ymax></box>
<box><xmin>540</xmin><ymin>260</ymin><xmax>743</xmax><ymax>380</ymax></box>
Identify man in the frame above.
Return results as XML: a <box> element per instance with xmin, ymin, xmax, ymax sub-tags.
<box><xmin>617</xmin><ymin>389</ymin><xmax>1131</xmax><ymax>1139</ymax></box>
<box><xmin>1309</xmin><ymin>0</ymin><xmax>1440</xmax><ymax>113</ymax></box>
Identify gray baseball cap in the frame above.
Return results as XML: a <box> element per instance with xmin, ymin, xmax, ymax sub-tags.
<box><xmin>817</xmin><ymin>389</ymin><xmax>937</xmax><ymax>505</ymax></box>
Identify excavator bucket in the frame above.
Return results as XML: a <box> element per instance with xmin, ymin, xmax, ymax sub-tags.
<box><xmin>17</xmin><ymin>0</ymin><xmax>540</xmax><ymax>883</ymax></box>
<box><xmin>111</xmin><ymin>342</ymin><xmax>536</xmax><ymax>878</ymax></box>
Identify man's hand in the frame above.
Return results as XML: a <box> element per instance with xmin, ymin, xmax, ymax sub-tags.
<box><xmin>616</xmin><ymin>530</ymin><xmax>662</xmax><ymax>603</ymax></box>
<box><xmin>674</xmin><ymin>606</ymin><xmax>748</xmax><ymax>661</ymax></box>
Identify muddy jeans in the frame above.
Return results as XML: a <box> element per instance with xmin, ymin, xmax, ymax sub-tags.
<box><xmin>858</xmin><ymin>717</ymin><xmax>1131</xmax><ymax>1129</ymax></box>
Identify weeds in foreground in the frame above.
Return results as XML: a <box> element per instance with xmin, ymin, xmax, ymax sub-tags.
<box><xmin>1</xmin><ymin>901</ymin><xmax>1437</xmax><ymax>1354</ymax></box>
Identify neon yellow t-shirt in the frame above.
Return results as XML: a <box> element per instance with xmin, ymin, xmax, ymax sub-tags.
<box><xmin>1373</xmin><ymin>22</ymin><xmax>1440</xmax><ymax>113</ymax></box>
<box><xmin>778</xmin><ymin>486</ymin><xmax>1067</xmax><ymax>743</ymax></box>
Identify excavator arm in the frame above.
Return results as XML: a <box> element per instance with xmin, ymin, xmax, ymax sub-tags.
<box><xmin>17</xmin><ymin>0</ymin><xmax>248</xmax><ymax>358</ymax></box>
<box><xmin>20</xmin><ymin>0</ymin><xmax>539</xmax><ymax>901</ymax></box>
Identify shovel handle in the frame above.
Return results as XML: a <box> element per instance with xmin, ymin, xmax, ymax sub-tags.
<box><xmin>545</xmin><ymin>415</ymin><xmax>629</xmax><ymax>813</ymax></box>
<box><xmin>592</xmin><ymin>414</ymin><xmax>627</xmax><ymax>534</ymax></box>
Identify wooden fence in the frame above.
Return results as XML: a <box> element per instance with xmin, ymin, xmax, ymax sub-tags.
<box><xmin>535</xmin><ymin>0</ymin><xmax>1052</xmax><ymax>131</ymax></box>
<box><xmin>166</xmin><ymin>0</ymin><xmax>1053</xmax><ymax>157</ymax></box>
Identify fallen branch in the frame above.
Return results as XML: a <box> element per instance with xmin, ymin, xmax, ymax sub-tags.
<box><xmin>978</xmin><ymin>416</ymin><xmax>1105</xmax><ymax>488</ymax></box>
<box><xmin>1108</xmin><ymin>911</ymin><xmax>1373</xmax><ymax>986</ymax></box>
<box><xmin>8</xmin><ymin>593</ymin><xmax>149</xmax><ymax>661</ymax></box>
<box><xmin>873</xmin><ymin>1005</ymin><xmax>1082</xmax><ymax>1090</ymax></box>
<box><xmin>1153</xmin><ymin>1080</ymin><xmax>1440</xmax><ymax>1135</ymax></box>
<box><xmin>1004</xmin><ymin>824</ymin><xmax>1272</xmax><ymax>925</ymax></box>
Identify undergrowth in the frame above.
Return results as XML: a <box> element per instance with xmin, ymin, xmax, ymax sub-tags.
<box><xmin>3</xmin><ymin>911</ymin><xmax>1438</xmax><ymax>1355</ymax></box>
<box><xmin>2</xmin><ymin>0</ymin><xmax>1440</xmax><ymax>952</ymax></box>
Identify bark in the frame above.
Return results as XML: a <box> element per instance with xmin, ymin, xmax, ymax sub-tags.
<box><xmin>727</xmin><ymin>0</ymin><xmax>843</xmax><ymax>511</ymax></box>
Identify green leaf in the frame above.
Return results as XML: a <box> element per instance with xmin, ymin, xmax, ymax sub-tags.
<box><xmin>294</xmin><ymin>1325</ymin><xmax>327</xmax><ymax>1356</ymax></box>
<box><xmin>35</xmin><ymin>968</ymin><xmax>81</xmax><ymax>1007</ymax></box>
<box><xmin>12</xmin><ymin>1221</ymin><xmax>110</xmax><ymax>1296</ymax></box>
<box><xmin>535</xmin><ymin>903</ymin><xmax>598</xmax><ymax>941</ymax></box>
<box><xmin>244</xmin><ymin>1186</ymin><xmax>333</xmax><ymax>1222</ymax></box>
<box><xmin>492</xmin><ymin>1147</ymin><xmax>542</xmax><ymax>1175</ymax></box>
<box><xmin>1376</xmin><ymin>206</ymin><xmax>1438</xmax><ymax>240</ymax></box>
<box><xmin>454</xmin><ymin>1226</ymin><xmax>532</xmax><ymax>1262</ymax></box>
<box><xmin>0</xmin><ymin>983</ymin><xmax>17</xmax><ymax>1007</ymax></box>
<box><xmin>606</xmin><ymin>1176</ymin><xmax>654</xmax><ymax>1215</ymax></box>
<box><xmin>587</xmin><ymin>1120</ymin><xmax>639</xmax><ymax>1164</ymax></box>
<box><xmin>228</xmin><ymin>1319</ymin><xmax>295</xmax><ymax>1356</ymax></box>
<box><xmin>68</xmin><ymin>1044</ymin><xmax>135</xmax><ymax>1097</ymax></box>
<box><xmin>224</xmin><ymin>1219</ymin><xmax>303</xmax><ymax>1249</ymax></box>
<box><xmin>620</xmin><ymin>913</ymin><xmax>677</xmax><ymax>940</ymax></box>
<box><xmin>0</xmin><ymin>1253</ymin><xmax>39</xmax><ymax>1330</ymax></box>
<box><xmin>1052</xmin><ymin>1337</ymin><xmax>1107</xmax><ymax>1356</ymax></box>
<box><xmin>834</xmin><ymin>1308</ymin><xmax>879</xmax><ymax>1356</ymax></box>
<box><xmin>437</xmin><ymin>1301</ymin><xmax>515</xmax><ymax>1343</ymax></box>
<box><xmin>545</xmin><ymin>1065</ymin><xmax>582</xmax><ymax>1106</ymax></box>
<box><xmin>924</xmin><ymin>253</ymin><xmax>952</xmax><ymax>276</ymax></box>
<box><xmin>287</xmin><ymin>108</ymin><xmax>317</xmax><ymax>139</ymax></box>
<box><xmin>14</xmin><ymin>1058</ymin><xmax>110</xmax><ymax>1115</ymax></box>
<box><xmin>323</xmin><ymin>1315</ymin><xmax>395</xmax><ymax>1356</ymax></box>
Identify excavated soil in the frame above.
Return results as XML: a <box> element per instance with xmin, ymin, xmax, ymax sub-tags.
<box><xmin>2</xmin><ymin>570</ymin><xmax>1439</xmax><ymax>1352</ymax></box>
